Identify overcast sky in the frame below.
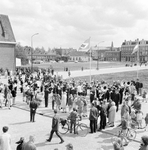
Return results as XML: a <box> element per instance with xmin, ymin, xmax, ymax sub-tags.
<box><xmin>1</xmin><ymin>0</ymin><xmax>148</xmax><ymax>50</ymax></box>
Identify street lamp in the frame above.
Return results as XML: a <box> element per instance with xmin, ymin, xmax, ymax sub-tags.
<box><xmin>97</xmin><ymin>41</ymin><xmax>104</xmax><ymax>70</ymax></box>
<box><xmin>31</xmin><ymin>33</ymin><xmax>39</xmax><ymax>73</ymax></box>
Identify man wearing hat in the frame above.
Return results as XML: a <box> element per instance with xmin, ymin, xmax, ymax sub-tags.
<box><xmin>66</xmin><ymin>143</ymin><xmax>73</xmax><ymax>150</ymax></box>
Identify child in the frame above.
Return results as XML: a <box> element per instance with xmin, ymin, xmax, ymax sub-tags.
<box><xmin>142</xmin><ymin>90</ymin><xmax>147</xmax><ymax>103</ymax></box>
<box><xmin>135</xmin><ymin>110</ymin><xmax>143</xmax><ymax>129</ymax></box>
<box><xmin>121</xmin><ymin>118</ymin><xmax>129</xmax><ymax>146</ymax></box>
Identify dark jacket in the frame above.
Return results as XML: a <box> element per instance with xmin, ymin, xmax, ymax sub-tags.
<box><xmin>68</xmin><ymin>111</ymin><xmax>78</xmax><ymax>122</ymax></box>
<box><xmin>52</xmin><ymin>116</ymin><xmax>59</xmax><ymax>131</ymax></box>
<box><xmin>89</xmin><ymin>106</ymin><xmax>98</xmax><ymax>120</ymax></box>
<box><xmin>30</xmin><ymin>100</ymin><xmax>38</xmax><ymax>112</ymax></box>
<box><xmin>16</xmin><ymin>143</ymin><xmax>23</xmax><ymax>150</ymax></box>
<box><xmin>139</xmin><ymin>145</ymin><xmax>148</xmax><ymax>150</ymax></box>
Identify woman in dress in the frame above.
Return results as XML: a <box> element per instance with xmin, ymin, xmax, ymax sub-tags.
<box><xmin>67</xmin><ymin>94</ymin><xmax>74</xmax><ymax>112</ymax></box>
<box><xmin>61</xmin><ymin>89</ymin><xmax>67</xmax><ymax>113</ymax></box>
<box><xmin>108</xmin><ymin>101</ymin><xmax>116</xmax><ymax>127</ymax></box>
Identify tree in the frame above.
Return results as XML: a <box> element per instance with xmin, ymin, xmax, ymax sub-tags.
<box><xmin>15</xmin><ymin>43</ymin><xmax>27</xmax><ymax>59</ymax></box>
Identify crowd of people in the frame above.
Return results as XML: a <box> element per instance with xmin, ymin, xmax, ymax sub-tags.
<box><xmin>0</xmin><ymin>67</ymin><xmax>148</xmax><ymax>150</ymax></box>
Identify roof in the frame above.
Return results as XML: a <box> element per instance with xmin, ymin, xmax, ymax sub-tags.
<box><xmin>28</xmin><ymin>53</ymin><xmax>56</xmax><ymax>56</ymax></box>
<box><xmin>0</xmin><ymin>14</ymin><xmax>16</xmax><ymax>43</ymax></box>
<box><xmin>70</xmin><ymin>51</ymin><xmax>88</xmax><ymax>57</ymax></box>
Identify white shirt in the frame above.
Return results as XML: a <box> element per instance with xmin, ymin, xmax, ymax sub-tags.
<box><xmin>0</xmin><ymin>132</ymin><xmax>12</xmax><ymax>150</ymax></box>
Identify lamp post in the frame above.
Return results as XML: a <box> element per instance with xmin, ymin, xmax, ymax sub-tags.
<box><xmin>97</xmin><ymin>41</ymin><xmax>104</xmax><ymax>70</ymax></box>
<box><xmin>31</xmin><ymin>33</ymin><xmax>39</xmax><ymax>73</ymax></box>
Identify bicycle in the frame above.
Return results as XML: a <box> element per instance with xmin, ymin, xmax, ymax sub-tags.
<box><xmin>59</xmin><ymin>118</ymin><xmax>89</xmax><ymax>137</ymax></box>
<box><xmin>130</xmin><ymin>118</ymin><xmax>146</xmax><ymax>130</ymax></box>
<box><xmin>111</xmin><ymin>127</ymin><xmax>137</xmax><ymax>146</ymax></box>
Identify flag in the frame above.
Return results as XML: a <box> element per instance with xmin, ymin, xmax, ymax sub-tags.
<box><xmin>132</xmin><ymin>44</ymin><xmax>139</xmax><ymax>54</ymax></box>
<box><xmin>78</xmin><ymin>37</ymin><xmax>90</xmax><ymax>51</ymax></box>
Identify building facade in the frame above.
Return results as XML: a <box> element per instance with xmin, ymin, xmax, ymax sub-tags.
<box><xmin>54</xmin><ymin>48</ymin><xmax>77</xmax><ymax>56</ymax></box>
<box><xmin>24</xmin><ymin>46</ymin><xmax>56</xmax><ymax>62</ymax></box>
<box><xmin>69</xmin><ymin>51</ymin><xmax>90</xmax><ymax>62</ymax></box>
<box><xmin>0</xmin><ymin>14</ymin><xmax>16</xmax><ymax>71</ymax></box>
<box><xmin>121</xmin><ymin>39</ymin><xmax>148</xmax><ymax>62</ymax></box>
<box><xmin>105</xmin><ymin>48</ymin><xmax>121</xmax><ymax>61</ymax></box>
<box><xmin>92</xmin><ymin>46</ymin><xmax>111</xmax><ymax>61</ymax></box>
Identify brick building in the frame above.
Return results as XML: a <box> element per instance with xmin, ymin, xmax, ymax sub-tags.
<box><xmin>121</xmin><ymin>39</ymin><xmax>148</xmax><ymax>62</ymax></box>
<box><xmin>105</xmin><ymin>48</ymin><xmax>121</xmax><ymax>61</ymax></box>
<box><xmin>92</xmin><ymin>46</ymin><xmax>111</xmax><ymax>61</ymax></box>
<box><xmin>24</xmin><ymin>46</ymin><xmax>56</xmax><ymax>62</ymax></box>
<box><xmin>0</xmin><ymin>14</ymin><xmax>16</xmax><ymax>71</ymax></box>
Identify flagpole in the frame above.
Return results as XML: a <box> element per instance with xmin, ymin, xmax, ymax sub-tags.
<box><xmin>89</xmin><ymin>47</ymin><xmax>92</xmax><ymax>83</ymax></box>
<box><xmin>136</xmin><ymin>46</ymin><xmax>139</xmax><ymax>79</ymax></box>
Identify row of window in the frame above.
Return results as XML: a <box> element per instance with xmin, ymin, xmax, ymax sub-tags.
<box><xmin>122</xmin><ymin>46</ymin><xmax>148</xmax><ymax>51</ymax></box>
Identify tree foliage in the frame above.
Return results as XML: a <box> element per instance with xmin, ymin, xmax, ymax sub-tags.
<box><xmin>15</xmin><ymin>43</ymin><xmax>27</xmax><ymax>59</ymax></box>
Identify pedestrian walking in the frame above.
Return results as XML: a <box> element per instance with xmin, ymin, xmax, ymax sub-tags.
<box><xmin>46</xmin><ymin>109</ymin><xmax>64</xmax><ymax>144</ymax></box>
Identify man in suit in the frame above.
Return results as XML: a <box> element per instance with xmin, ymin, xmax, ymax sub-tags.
<box><xmin>46</xmin><ymin>110</ymin><xmax>64</xmax><ymax>144</ymax></box>
<box><xmin>89</xmin><ymin>103</ymin><xmax>99</xmax><ymax>133</ymax></box>
<box><xmin>29</xmin><ymin>99</ymin><xmax>38</xmax><ymax>122</ymax></box>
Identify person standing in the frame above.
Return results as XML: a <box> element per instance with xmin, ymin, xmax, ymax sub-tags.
<box><xmin>46</xmin><ymin>110</ymin><xmax>64</xmax><ymax>144</ymax></box>
<box><xmin>29</xmin><ymin>99</ymin><xmax>38</xmax><ymax>122</ymax></box>
<box><xmin>4</xmin><ymin>84</ymin><xmax>8</xmax><ymax>107</ymax></box>
<box><xmin>44</xmin><ymin>86</ymin><xmax>49</xmax><ymax>107</ymax></box>
<box><xmin>22</xmin><ymin>135</ymin><xmax>36</xmax><ymax>150</ymax></box>
<box><xmin>11</xmin><ymin>82</ymin><xmax>17</xmax><ymax>105</ymax></box>
<box><xmin>61</xmin><ymin>89</ymin><xmax>67</xmax><ymax>113</ymax></box>
<box><xmin>0</xmin><ymin>126</ymin><xmax>12</xmax><ymax>150</ymax></box>
<box><xmin>108</xmin><ymin>102</ymin><xmax>116</xmax><ymax>127</ymax></box>
<box><xmin>113</xmin><ymin>89</ymin><xmax>121</xmax><ymax>112</ymax></box>
<box><xmin>89</xmin><ymin>103</ymin><xmax>99</xmax><ymax>133</ymax></box>
<box><xmin>135</xmin><ymin>79</ymin><xmax>140</xmax><ymax>95</ymax></box>
<box><xmin>67</xmin><ymin>108</ymin><xmax>78</xmax><ymax>134</ymax></box>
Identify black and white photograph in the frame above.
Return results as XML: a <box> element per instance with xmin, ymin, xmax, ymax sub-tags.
<box><xmin>0</xmin><ymin>0</ymin><xmax>148</xmax><ymax>150</ymax></box>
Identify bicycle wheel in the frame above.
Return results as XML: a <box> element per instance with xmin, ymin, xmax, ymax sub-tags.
<box><xmin>127</xmin><ymin>129</ymin><xmax>136</xmax><ymax>140</ymax></box>
<box><xmin>59</xmin><ymin>122</ymin><xmax>69</xmax><ymax>134</ymax></box>
<box><xmin>79</xmin><ymin>123</ymin><xmax>89</xmax><ymax>137</ymax></box>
